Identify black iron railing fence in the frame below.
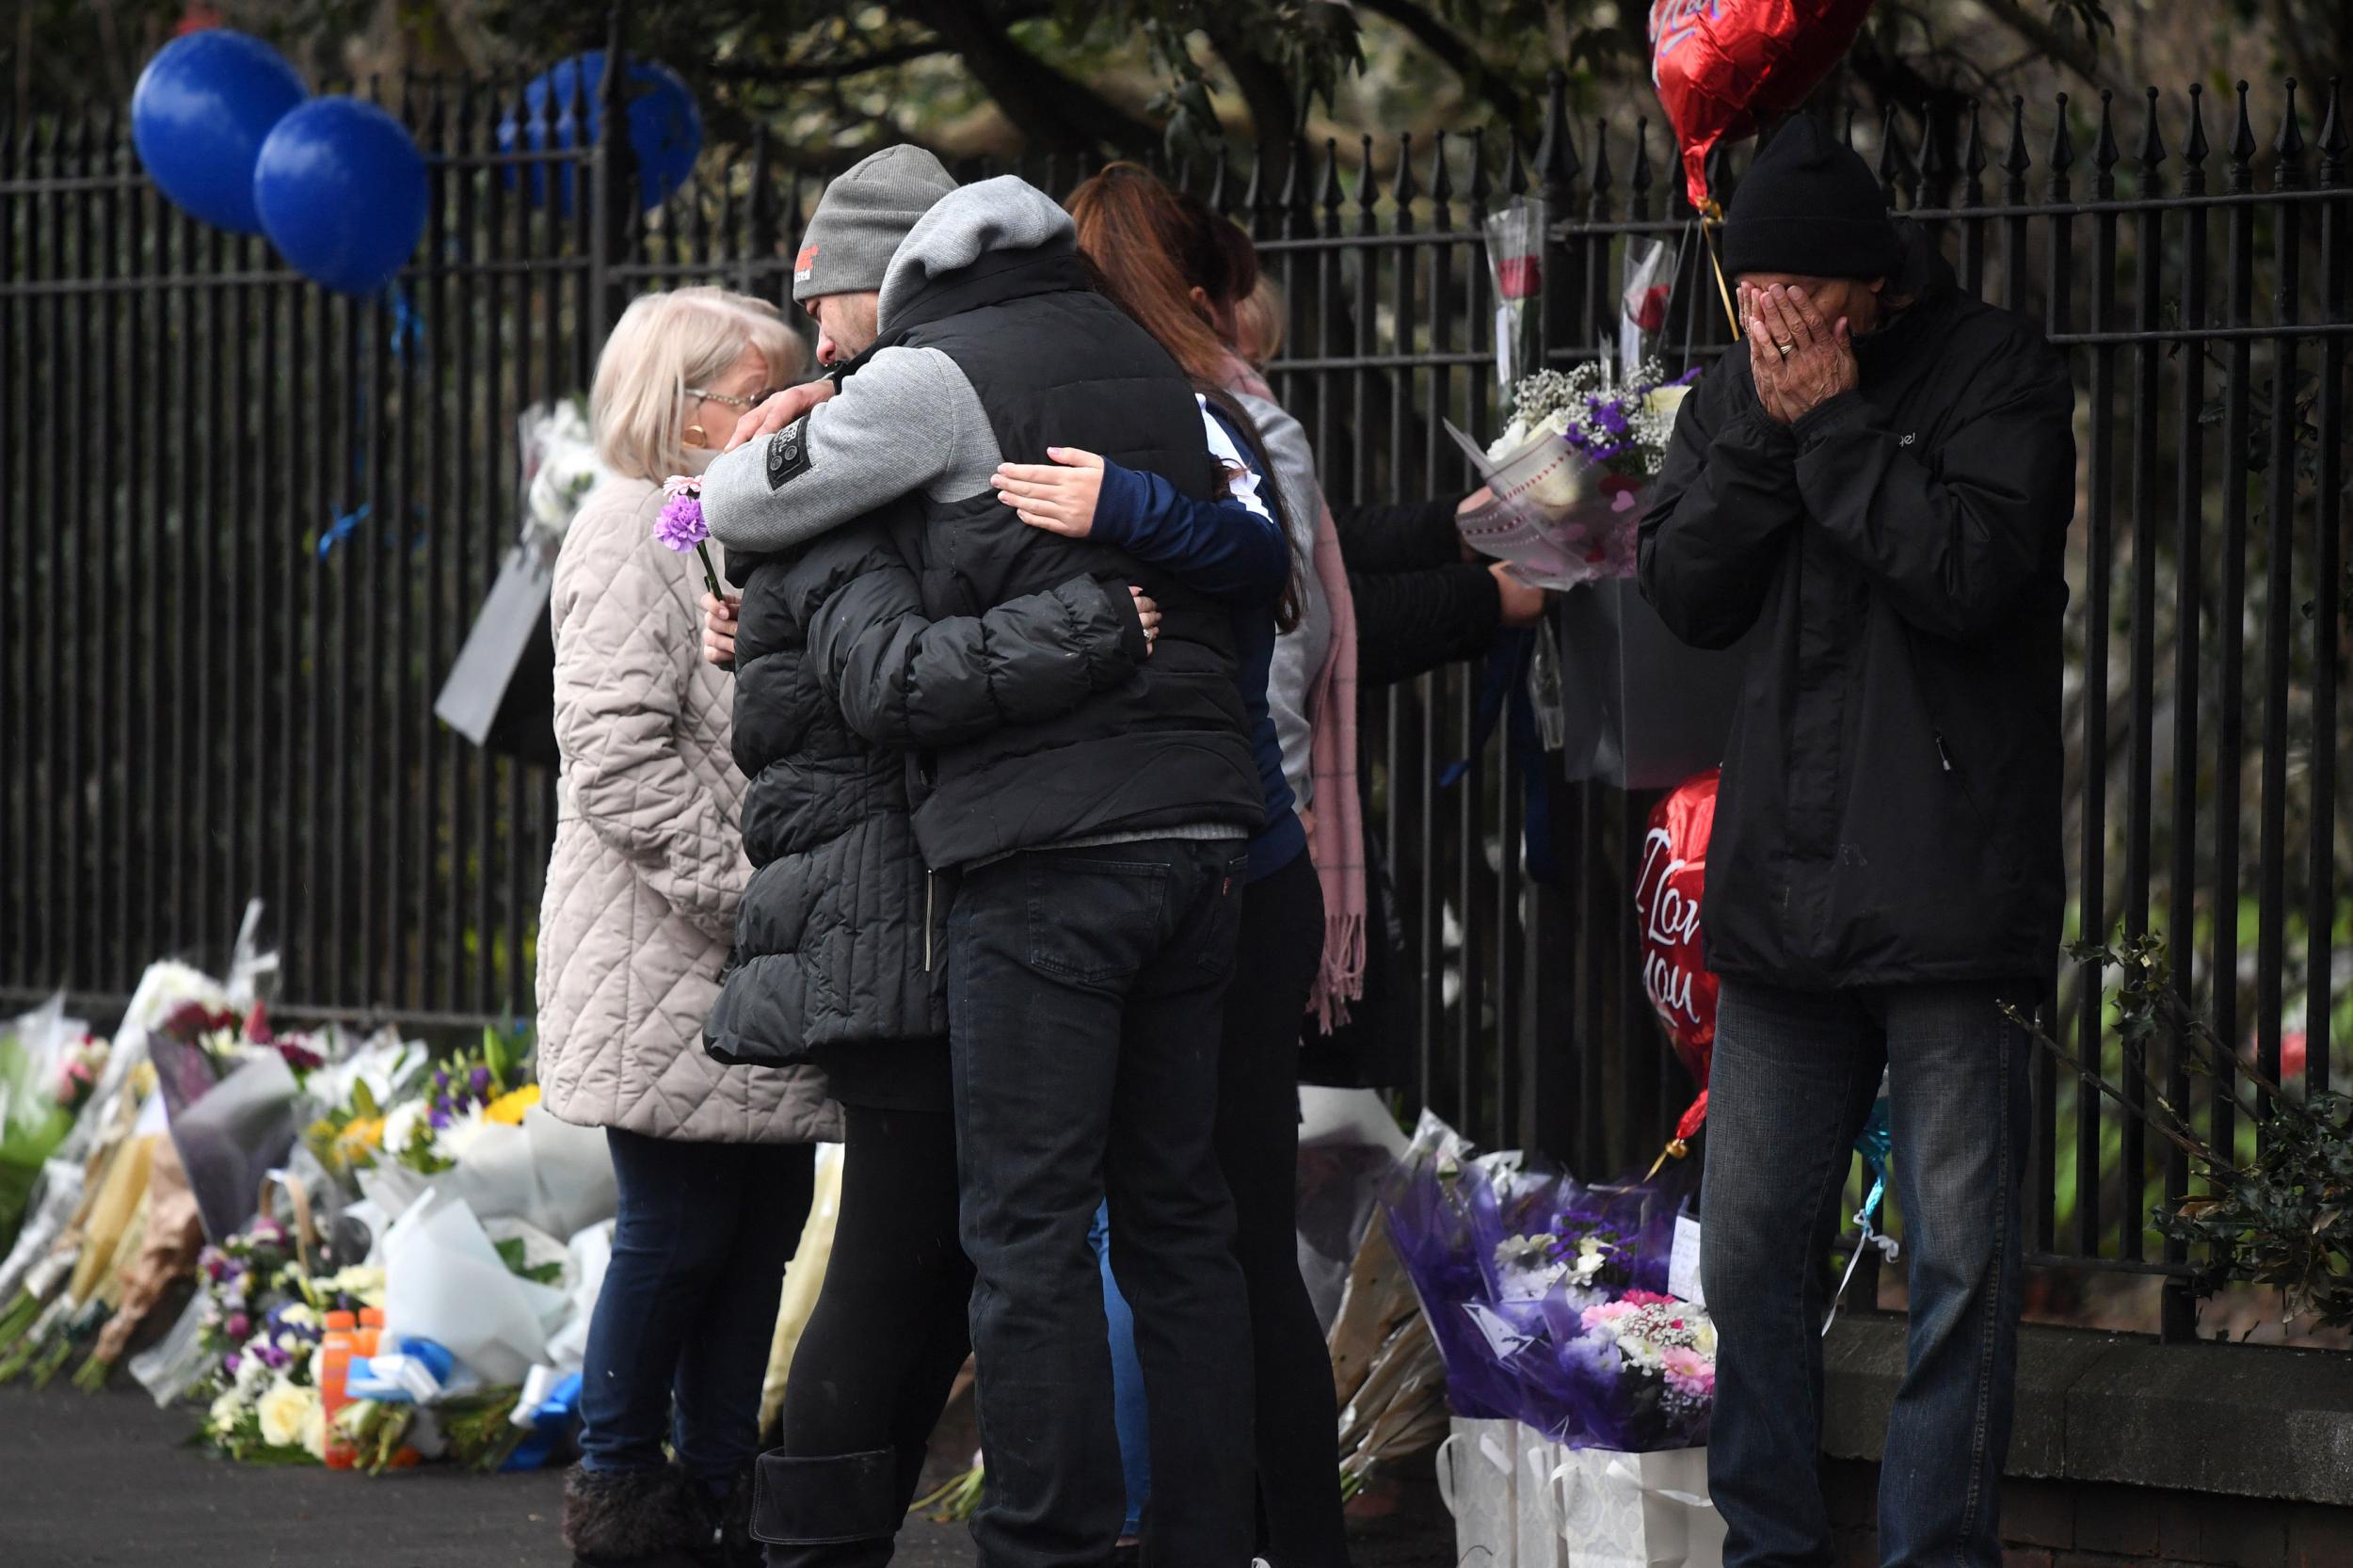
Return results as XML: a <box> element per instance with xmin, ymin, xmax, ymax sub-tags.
<box><xmin>1</xmin><ymin>27</ymin><xmax>2345</xmax><ymax>1327</ymax></box>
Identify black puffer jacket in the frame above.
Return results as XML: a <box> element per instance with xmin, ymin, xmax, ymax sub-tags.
<box><xmin>703</xmin><ymin>504</ymin><xmax>1146</xmax><ymax>1075</ymax></box>
<box><xmin>1638</xmin><ymin>232</ymin><xmax>2076</xmax><ymax>989</ymax></box>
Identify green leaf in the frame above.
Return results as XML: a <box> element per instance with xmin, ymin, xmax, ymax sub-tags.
<box><xmin>491</xmin><ymin>1236</ymin><xmax>564</xmax><ymax>1287</ymax></box>
<box><xmin>351</xmin><ymin>1080</ymin><xmax>380</xmax><ymax>1120</ymax></box>
<box><xmin>482</xmin><ymin>1027</ymin><xmax>512</xmax><ymax>1089</ymax></box>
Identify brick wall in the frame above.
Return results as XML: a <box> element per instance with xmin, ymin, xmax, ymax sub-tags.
<box><xmin>1822</xmin><ymin>1458</ymin><xmax>2353</xmax><ymax>1568</ymax></box>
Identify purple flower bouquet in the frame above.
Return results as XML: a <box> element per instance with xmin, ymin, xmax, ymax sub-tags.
<box><xmin>1382</xmin><ymin>1111</ymin><xmax>1714</xmax><ymax>1452</ymax></box>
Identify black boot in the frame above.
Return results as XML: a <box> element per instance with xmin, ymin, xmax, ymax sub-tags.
<box><xmin>563</xmin><ymin>1464</ymin><xmax>709</xmax><ymax>1568</ymax></box>
<box><xmin>751</xmin><ymin>1449</ymin><xmax>904</xmax><ymax>1568</ymax></box>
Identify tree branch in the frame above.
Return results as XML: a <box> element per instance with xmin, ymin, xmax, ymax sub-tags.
<box><xmin>1969</xmin><ymin>0</ymin><xmax>2126</xmax><ymax>97</ymax></box>
<box><xmin>702</xmin><ymin>40</ymin><xmax>955</xmax><ymax>86</ymax></box>
<box><xmin>1353</xmin><ymin>0</ymin><xmax>1529</xmax><ymax>131</ymax></box>
<box><xmin>1199</xmin><ymin>12</ymin><xmax>1302</xmax><ymax>188</ymax></box>
<box><xmin>896</xmin><ymin>0</ymin><xmax>1160</xmax><ymax>155</ymax></box>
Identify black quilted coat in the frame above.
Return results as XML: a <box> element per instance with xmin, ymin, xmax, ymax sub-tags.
<box><xmin>703</xmin><ymin>503</ymin><xmax>1146</xmax><ymax>1081</ymax></box>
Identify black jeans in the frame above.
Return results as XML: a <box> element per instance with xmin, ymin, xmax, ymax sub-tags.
<box><xmin>1213</xmin><ymin>848</ymin><xmax>1349</xmax><ymax>1568</ymax></box>
<box><xmin>765</xmin><ymin>1096</ymin><xmax>973</xmax><ymax>1568</ymax></box>
<box><xmin>948</xmin><ymin>838</ymin><xmax>1256</xmax><ymax>1568</ymax></box>
<box><xmin>578</xmin><ymin>1129</ymin><xmax>815</xmax><ymax>1488</ymax></box>
<box><xmin>1702</xmin><ymin>977</ymin><xmax>2033</xmax><ymax>1568</ymax></box>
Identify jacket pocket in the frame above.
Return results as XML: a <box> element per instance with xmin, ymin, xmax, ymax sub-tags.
<box><xmin>1928</xmin><ymin>725</ymin><xmax>2019</xmax><ymax>889</ymax></box>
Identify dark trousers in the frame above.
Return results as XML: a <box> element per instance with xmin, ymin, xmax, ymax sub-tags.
<box><xmin>1701</xmin><ymin>977</ymin><xmax>2033</xmax><ymax>1568</ymax></box>
<box><xmin>1212</xmin><ymin>848</ymin><xmax>1349</xmax><ymax>1568</ymax></box>
<box><xmin>764</xmin><ymin>1098</ymin><xmax>973</xmax><ymax>1568</ymax></box>
<box><xmin>579</xmin><ymin>1128</ymin><xmax>815</xmax><ymax>1487</ymax></box>
<box><xmin>948</xmin><ymin>838</ymin><xmax>1256</xmax><ymax>1568</ymax></box>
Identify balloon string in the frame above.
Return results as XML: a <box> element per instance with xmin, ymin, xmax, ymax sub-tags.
<box><xmin>1699</xmin><ymin>209</ymin><xmax>1739</xmax><ymax>340</ymax></box>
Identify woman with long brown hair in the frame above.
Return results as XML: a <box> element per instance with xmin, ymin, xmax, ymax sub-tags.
<box><xmin>1020</xmin><ymin>162</ymin><xmax>1365</xmax><ymax>1568</ymax></box>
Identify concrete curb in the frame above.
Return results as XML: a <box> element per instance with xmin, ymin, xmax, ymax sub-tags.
<box><xmin>1821</xmin><ymin>1315</ymin><xmax>2353</xmax><ymax>1505</ymax></box>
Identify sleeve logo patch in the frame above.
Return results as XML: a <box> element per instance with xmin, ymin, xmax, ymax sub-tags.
<box><xmin>793</xmin><ymin>243</ymin><xmax>818</xmax><ymax>283</ymax></box>
<box><xmin>767</xmin><ymin>417</ymin><xmax>813</xmax><ymax>489</ymax></box>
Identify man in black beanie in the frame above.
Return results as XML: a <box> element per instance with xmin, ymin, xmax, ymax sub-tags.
<box><xmin>1640</xmin><ymin>116</ymin><xmax>2075</xmax><ymax>1567</ymax></box>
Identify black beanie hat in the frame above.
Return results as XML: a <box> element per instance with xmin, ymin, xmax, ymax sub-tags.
<box><xmin>1721</xmin><ymin>117</ymin><xmax>1901</xmax><ymax>280</ymax></box>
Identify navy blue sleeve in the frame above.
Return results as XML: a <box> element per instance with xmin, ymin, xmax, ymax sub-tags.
<box><xmin>1090</xmin><ymin>459</ymin><xmax>1288</xmax><ymax>601</ymax></box>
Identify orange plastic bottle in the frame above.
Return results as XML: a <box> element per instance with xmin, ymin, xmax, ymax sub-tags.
<box><xmin>320</xmin><ymin>1311</ymin><xmax>358</xmax><ymax>1470</ymax></box>
<box><xmin>355</xmin><ymin>1307</ymin><xmax>384</xmax><ymax>1359</ymax></box>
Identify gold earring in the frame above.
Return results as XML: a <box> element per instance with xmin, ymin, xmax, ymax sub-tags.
<box><xmin>686</xmin><ymin>424</ymin><xmax>707</xmax><ymax>440</ymax></box>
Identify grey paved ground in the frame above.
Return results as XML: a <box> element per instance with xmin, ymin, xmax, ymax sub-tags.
<box><xmin>0</xmin><ymin>1383</ymin><xmax>1449</xmax><ymax>1568</ymax></box>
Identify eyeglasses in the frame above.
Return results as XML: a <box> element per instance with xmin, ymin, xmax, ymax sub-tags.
<box><xmin>684</xmin><ymin>386</ymin><xmax>782</xmax><ymax>410</ymax></box>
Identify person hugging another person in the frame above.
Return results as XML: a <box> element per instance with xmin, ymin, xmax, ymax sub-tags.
<box><xmin>699</xmin><ymin>154</ymin><xmax>1276</xmax><ymax>1568</ymax></box>
<box><xmin>536</xmin><ymin>285</ymin><xmax>839</xmax><ymax>1568</ymax></box>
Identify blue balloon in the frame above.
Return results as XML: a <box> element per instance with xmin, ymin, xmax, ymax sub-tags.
<box><xmin>131</xmin><ymin>29</ymin><xmax>308</xmax><ymax>234</ymax></box>
<box><xmin>253</xmin><ymin>98</ymin><xmax>428</xmax><ymax>296</ymax></box>
<box><xmin>500</xmin><ymin>51</ymin><xmax>702</xmax><ymax>210</ymax></box>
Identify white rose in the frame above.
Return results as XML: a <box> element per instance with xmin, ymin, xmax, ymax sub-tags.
<box><xmin>279</xmin><ymin>1304</ymin><xmax>318</xmax><ymax>1331</ymax></box>
<box><xmin>256</xmin><ymin>1378</ymin><xmax>319</xmax><ymax>1450</ymax></box>
<box><xmin>1641</xmin><ymin>383</ymin><xmax>1690</xmax><ymax>422</ymax></box>
<box><xmin>207</xmin><ymin>1389</ymin><xmax>245</xmax><ymax>1435</ymax></box>
<box><xmin>300</xmin><ymin>1393</ymin><xmax>330</xmax><ymax>1461</ymax></box>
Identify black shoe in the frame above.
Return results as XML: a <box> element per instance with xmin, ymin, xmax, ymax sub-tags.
<box><xmin>564</xmin><ymin>1464</ymin><xmax>710</xmax><ymax>1568</ymax></box>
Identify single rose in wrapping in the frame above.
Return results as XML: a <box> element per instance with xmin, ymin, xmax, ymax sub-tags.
<box><xmin>1650</xmin><ymin>0</ymin><xmax>1880</xmax><ymax>212</ymax></box>
<box><xmin>1635</xmin><ymin>770</ymin><xmax>1720</xmax><ymax>1097</ymax></box>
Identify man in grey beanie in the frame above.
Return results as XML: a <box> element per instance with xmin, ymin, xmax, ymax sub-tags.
<box><xmin>788</xmin><ymin>143</ymin><xmax>959</xmax><ymax>366</ymax></box>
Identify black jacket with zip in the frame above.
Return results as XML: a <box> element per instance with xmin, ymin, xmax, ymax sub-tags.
<box><xmin>703</xmin><ymin>502</ymin><xmax>1145</xmax><ymax>1103</ymax></box>
<box><xmin>1638</xmin><ymin>229</ymin><xmax>2076</xmax><ymax>989</ymax></box>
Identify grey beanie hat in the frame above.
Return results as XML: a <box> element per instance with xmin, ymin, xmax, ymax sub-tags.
<box><xmin>792</xmin><ymin>145</ymin><xmax>958</xmax><ymax>302</ymax></box>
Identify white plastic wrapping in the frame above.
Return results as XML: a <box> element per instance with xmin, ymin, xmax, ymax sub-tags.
<box><xmin>380</xmin><ymin>1192</ymin><xmax>569</xmax><ymax>1386</ymax></box>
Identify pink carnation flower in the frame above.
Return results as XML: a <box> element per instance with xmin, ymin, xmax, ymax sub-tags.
<box><xmin>654</xmin><ymin>485</ymin><xmax>708</xmax><ymax>553</ymax></box>
<box><xmin>1580</xmin><ymin>1300</ymin><xmax>1637</xmax><ymax>1331</ymax></box>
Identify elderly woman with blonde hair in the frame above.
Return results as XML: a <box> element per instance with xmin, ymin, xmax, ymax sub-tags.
<box><xmin>536</xmin><ymin>285</ymin><xmax>838</xmax><ymax>1568</ymax></box>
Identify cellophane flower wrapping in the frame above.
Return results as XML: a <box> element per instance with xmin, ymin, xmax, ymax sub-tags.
<box><xmin>1453</xmin><ymin>360</ymin><xmax>1697</xmax><ymax>592</ymax></box>
<box><xmin>519</xmin><ymin>399</ymin><xmax>607</xmax><ymax>552</ymax></box>
<box><xmin>1381</xmin><ymin>1111</ymin><xmax>1713</xmax><ymax>1453</ymax></box>
<box><xmin>0</xmin><ymin>997</ymin><xmax>86</xmax><ymax>1249</ymax></box>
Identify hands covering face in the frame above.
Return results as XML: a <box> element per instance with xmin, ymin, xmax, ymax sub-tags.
<box><xmin>1741</xmin><ymin>280</ymin><xmax>1856</xmax><ymax>425</ymax></box>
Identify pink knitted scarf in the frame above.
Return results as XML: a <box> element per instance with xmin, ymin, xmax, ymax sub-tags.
<box><xmin>1223</xmin><ymin>355</ymin><xmax>1368</xmax><ymax>1027</ymax></box>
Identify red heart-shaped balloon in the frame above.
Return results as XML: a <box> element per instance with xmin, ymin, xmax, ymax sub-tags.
<box><xmin>1636</xmin><ymin>769</ymin><xmax>1721</xmax><ymax>1096</ymax></box>
<box><xmin>1650</xmin><ymin>0</ymin><xmax>1880</xmax><ymax>212</ymax></box>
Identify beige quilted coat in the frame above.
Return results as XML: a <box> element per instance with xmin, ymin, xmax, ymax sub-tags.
<box><xmin>536</xmin><ymin>473</ymin><xmax>838</xmax><ymax>1144</ymax></box>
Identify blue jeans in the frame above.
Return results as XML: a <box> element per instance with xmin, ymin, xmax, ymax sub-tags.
<box><xmin>1088</xmin><ymin>1203</ymin><xmax>1150</xmax><ymax>1538</ymax></box>
<box><xmin>578</xmin><ymin>1128</ymin><xmax>815</xmax><ymax>1487</ymax></box>
<box><xmin>1700</xmin><ymin>978</ymin><xmax>2032</xmax><ymax>1568</ymax></box>
<box><xmin>948</xmin><ymin>838</ymin><xmax>1255</xmax><ymax>1568</ymax></box>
